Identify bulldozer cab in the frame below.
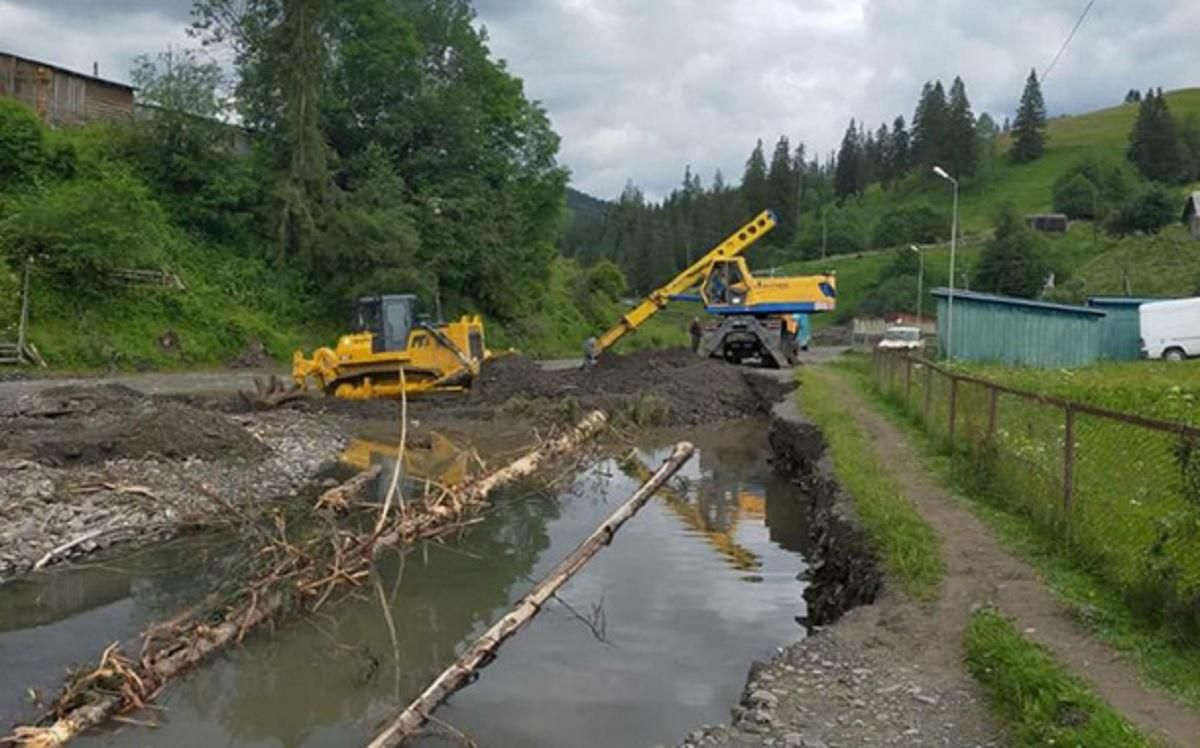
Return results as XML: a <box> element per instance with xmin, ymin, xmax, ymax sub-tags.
<box><xmin>353</xmin><ymin>295</ymin><xmax>419</xmax><ymax>353</ymax></box>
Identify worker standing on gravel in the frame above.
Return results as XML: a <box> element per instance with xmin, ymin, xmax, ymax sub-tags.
<box><xmin>689</xmin><ymin>317</ymin><xmax>703</xmax><ymax>352</ymax></box>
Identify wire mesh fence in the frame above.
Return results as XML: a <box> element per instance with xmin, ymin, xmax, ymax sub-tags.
<box><xmin>872</xmin><ymin>350</ymin><xmax>1200</xmax><ymax>629</ymax></box>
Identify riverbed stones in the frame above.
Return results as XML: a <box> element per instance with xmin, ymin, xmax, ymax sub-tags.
<box><xmin>0</xmin><ymin>397</ymin><xmax>349</xmax><ymax>580</ymax></box>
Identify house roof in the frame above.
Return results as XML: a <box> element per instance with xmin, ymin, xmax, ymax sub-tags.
<box><xmin>0</xmin><ymin>49</ymin><xmax>134</xmax><ymax>91</ymax></box>
<box><xmin>931</xmin><ymin>288</ymin><xmax>1106</xmax><ymax>316</ymax></box>
<box><xmin>1086</xmin><ymin>296</ymin><xmax>1166</xmax><ymax>307</ymax></box>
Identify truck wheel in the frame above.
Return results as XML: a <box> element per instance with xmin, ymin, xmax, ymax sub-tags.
<box><xmin>1164</xmin><ymin>347</ymin><xmax>1187</xmax><ymax>362</ymax></box>
<box><xmin>723</xmin><ymin>350</ymin><xmax>741</xmax><ymax>365</ymax></box>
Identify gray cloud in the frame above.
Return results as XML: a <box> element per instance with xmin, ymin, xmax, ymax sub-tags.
<box><xmin>480</xmin><ymin>0</ymin><xmax>1200</xmax><ymax>199</ymax></box>
<box><xmin>0</xmin><ymin>0</ymin><xmax>194</xmax><ymax>83</ymax></box>
<box><xmin>5</xmin><ymin>1</ymin><xmax>1198</xmax><ymax>199</ymax></box>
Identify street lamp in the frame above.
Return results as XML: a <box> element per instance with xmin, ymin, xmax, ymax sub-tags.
<box><xmin>909</xmin><ymin>245</ymin><xmax>924</xmax><ymax>323</ymax></box>
<box><xmin>932</xmin><ymin>165</ymin><xmax>959</xmax><ymax>361</ymax></box>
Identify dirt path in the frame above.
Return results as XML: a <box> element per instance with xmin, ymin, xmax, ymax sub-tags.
<box><xmin>820</xmin><ymin>366</ymin><xmax>1200</xmax><ymax>747</ymax></box>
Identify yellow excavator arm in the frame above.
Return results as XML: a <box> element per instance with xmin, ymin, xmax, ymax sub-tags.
<box><xmin>593</xmin><ymin>210</ymin><xmax>778</xmax><ymax>354</ymax></box>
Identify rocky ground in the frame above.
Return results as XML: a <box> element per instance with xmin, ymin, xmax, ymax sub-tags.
<box><xmin>0</xmin><ymin>385</ymin><xmax>350</xmax><ymax>579</ymax></box>
<box><xmin>673</xmin><ymin>629</ymin><xmax>999</xmax><ymax>748</ymax></box>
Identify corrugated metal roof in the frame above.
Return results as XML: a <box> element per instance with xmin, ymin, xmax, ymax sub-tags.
<box><xmin>931</xmin><ymin>288</ymin><xmax>1105</xmax><ymax>316</ymax></box>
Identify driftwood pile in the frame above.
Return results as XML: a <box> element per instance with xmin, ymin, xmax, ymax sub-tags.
<box><xmin>7</xmin><ymin>411</ymin><xmax>608</xmax><ymax>748</ymax></box>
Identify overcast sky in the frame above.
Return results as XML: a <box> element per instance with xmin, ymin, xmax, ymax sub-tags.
<box><xmin>3</xmin><ymin>1</ymin><xmax>1198</xmax><ymax>199</ymax></box>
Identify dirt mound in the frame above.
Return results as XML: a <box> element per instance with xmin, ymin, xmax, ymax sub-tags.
<box><xmin>476</xmin><ymin>348</ymin><xmax>785</xmax><ymax>425</ymax></box>
<box><xmin>0</xmin><ymin>385</ymin><xmax>266</xmax><ymax>466</ymax></box>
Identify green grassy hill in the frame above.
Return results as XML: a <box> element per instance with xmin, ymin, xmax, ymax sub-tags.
<box><xmin>782</xmin><ymin>89</ymin><xmax>1200</xmax><ymax>325</ymax></box>
<box><xmin>962</xmin><ymin>88</ymin><xmax>1200</xmax><ymax>231</ymax></box>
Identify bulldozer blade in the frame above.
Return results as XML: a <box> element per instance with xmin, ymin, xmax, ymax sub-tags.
<box><xmin>240</xmin><ymin>375</ymin><xmax>304</xmax><ymax>411</ymax></box>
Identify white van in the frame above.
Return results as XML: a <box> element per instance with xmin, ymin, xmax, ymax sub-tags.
<box><xmin>1140</xmin><ymin>298</ymin><xmax>1200</xmax><ymax>361</ymax></box>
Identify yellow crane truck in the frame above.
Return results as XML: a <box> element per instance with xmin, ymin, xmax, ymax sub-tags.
<box><xmin>292</xmin><ymin>294</ymin><xmax>487</xmax><ymax>399</ymax></box>
<box><xmin>590</xmin><ymin>210</ymin><xmax>836</xmax><ymax>367</ymax></box>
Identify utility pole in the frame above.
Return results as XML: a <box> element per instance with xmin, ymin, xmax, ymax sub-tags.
<box><xmin>910</xmin><ymin>245</ymin><xmax>924</xmax><ymax>322</ymax></box>
<box><xmin>933</xmin><ymin>165</ymin><xmax>959</xmax><ymax>362</ymax></box>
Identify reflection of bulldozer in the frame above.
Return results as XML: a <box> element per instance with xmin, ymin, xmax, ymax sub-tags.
<box><xmin>294</xmin><ymin>295</ymin><xmax>487</xmax><ymax>400</ymax></box>
<box><xmin>341</xmin><ymin>432</ymin><xmax>473</xmax><ymax>492</ymax></box>
<box><xmin>622</xmin><ymin>456</ymin><xmax>765</xmax><ymax>572</ymax></box>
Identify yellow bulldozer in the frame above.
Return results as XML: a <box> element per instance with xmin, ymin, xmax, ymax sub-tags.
<box><xmin>293</xmin><ymin>294</ymin><xmax>487</xmax><ymax>400</ymax></box>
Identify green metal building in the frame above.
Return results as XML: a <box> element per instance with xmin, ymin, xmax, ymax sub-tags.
<box><xmin>933</xmin><ymin>288</ymin><xmax>1105</xmax><ymax>368</ymax></box>
<box><xmin>1086</xmin><ymin>297</ymin><xmax>1160</xmax><ymax>361</ymax></box>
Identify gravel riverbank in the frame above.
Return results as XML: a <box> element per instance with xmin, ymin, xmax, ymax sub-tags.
<box><xmin>0</xmin><ymin>386</ymin><xmax>349</xmax><ymax>579</ymax></box>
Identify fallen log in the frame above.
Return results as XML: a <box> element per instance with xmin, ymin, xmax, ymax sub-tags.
<box><xmin>366</xmin><ymin>440</ymin><xmax>696</xmax><ymax>748</ymax></box>
<box><xmin>314</xmin><ymin>464</ymin><xmax>383</xmax><ymax>513</ymax></box>
<box><xmin>9</xmin><ymin>411</ymin><xmax>608</xmax><ymax>748</ymax></box>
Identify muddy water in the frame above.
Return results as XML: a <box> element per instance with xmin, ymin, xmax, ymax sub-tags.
<box><xmin>0</xmin><ymin>419</ymin><xmax>811</xmax><ymax>748</ymax></box>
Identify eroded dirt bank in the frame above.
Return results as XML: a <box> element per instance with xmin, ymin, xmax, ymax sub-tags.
<box><xmin>672</xmin><ymin>397</ymin><xmax>1000</xmax><ymax>748</ymax></box>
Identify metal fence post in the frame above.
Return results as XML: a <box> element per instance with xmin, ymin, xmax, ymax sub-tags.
<box><xmin>904</xmin><ymin>356</ymin><xmax>913</xmax><ymax>406</ymax></box>
<box><xmin>1063</xmin><ymin>404</ymin><xmax>1075</xmax><ymax>524</ymax></box>
<box><xmin>948</xmin><ymin>376</ymin><xmax>959</xmax><ymax>445</ymax></box>
<box><xmin>986</xmin><ymin>386</ymin><xmax>998</xmax><ymax>443</ymax></box>
<box><xmin>923</xmin><ymin>365</ymin><xmax>933</xmax><ymax>422</ymax></box>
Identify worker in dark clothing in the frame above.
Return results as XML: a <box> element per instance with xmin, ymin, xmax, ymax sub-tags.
<box><xmin>689</xmin><ymin>317</ymin><xmax>703</xmax><ymax>352</ymax></box>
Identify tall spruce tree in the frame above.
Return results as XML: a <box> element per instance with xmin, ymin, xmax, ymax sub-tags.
<box><xmin>911</xmin><ymin>80</ymin><xmax>948</xmax><ymax>169</ymax></box>
<box><xmin>886</xmin><ymin>115</ymin><xmax>911</xmax><ymax>183</ymax></box>
<box><xmin>742</xmin><ymin>139</ymin><xmax>770</xmax><ymax>215</ymax></box>
<box><xmin>767</xmin><ymin>136</ymin><xmax>796</xmax><ymax>242</ymax></box>
<box><xmin>1010</xmin><ymin>69</ymin><xmax>1047</xmax><ymax>163</ymax></box>
<box><xmin>1128</xmin><ymin>88</ymin><xmax>1187</xmax><ymax>183</ymax></box>
<box><xmin>873</xmin><ymin>122</ymin><xmax>890</xmax><ymax>182</ymax></box>
<box><xmin>834</xmin><ymin>119</ymin><xmax>863</xmax><ymax>200</ymax></box>
<box><xmin>946</xmin><ymin>77</ymin><xmax>978</xmax><ymax>176</ymax></box>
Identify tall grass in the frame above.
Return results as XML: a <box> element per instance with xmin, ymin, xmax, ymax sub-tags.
<box><xmin>800</xmin><ymin>366</ymin><xmax>943</xmax><ymax>599</ymax></box>
<box><xmin>964</xmin><ymin>608</ymin><xmax>1156</xmax><ymax>748</ymax></box>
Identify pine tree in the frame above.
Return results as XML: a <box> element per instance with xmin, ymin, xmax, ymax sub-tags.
<box><xmin>886</xmin><ymin>116</ymin><xmax>910</xmax><ymax>183</ymax></box>
<box><xmin>946</xmin><ymin>76</ymin><xmax>978</xmax><ymax>176</ymax></box>
<box><xmin>859</xmin><ymin>123</ymin><xmax>877</xmax><ymax>187</ymax></box>
<box><xmin>741</xmin><ymin>139</ymin><xmax>770</xmax><ymax>214</ymax></box>
<box><xmin>767</xmin><ymin>135</ymin><xmax>796</xmax><ymax>242</ymax></box>
<box><xmin>1010</xmin><ymin>69</ymin><xmax>1047</xmax><ymax>163</ymax></box>
<box><xmin>834</xmin><ymin>119</ymin><xmax>863</xmax><ymax>200</ymax></box>
<box><xmin>1128</xmin><ymin>88</ymin><xmax>1187</xmax><ymax>183</ymax></box>
<box><xmin>911</xmin><ymin>80</ymin><xmax>949</xmax><ymax>169</ymax></box>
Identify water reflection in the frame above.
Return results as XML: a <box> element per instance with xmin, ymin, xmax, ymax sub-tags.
<box><xmin>2</xmin><ymin>418</ymin><xmax>812</xmax><ymax>748</ymax></box>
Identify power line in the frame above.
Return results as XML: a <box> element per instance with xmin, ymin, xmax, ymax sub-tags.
<box><xmin>1041</xmin><ymin>0</ymin><xmax>1098</xmax><ymax>84</ymax></box>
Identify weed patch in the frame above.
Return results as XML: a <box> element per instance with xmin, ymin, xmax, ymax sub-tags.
<box><xmin>964</xmin><ymin>608</ymin><xmax>1156</xmax><ymax>748</ymax></box>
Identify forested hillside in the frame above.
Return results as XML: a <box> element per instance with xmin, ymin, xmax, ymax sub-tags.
<box><xmin>0</xmin><ymin>0</ymin><xmax>627</xmax><ymax>367</ymax></box>
<box><xmin>561</xmin><ymin>80</ymin><xmax>1200</xmax><ymax>320</ymax></box>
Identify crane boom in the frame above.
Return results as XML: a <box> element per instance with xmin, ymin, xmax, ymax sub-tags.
<box><xmin>593</xmin><ymin>210</ymin><xmax>777</xmax><ymax>353</ymax></box>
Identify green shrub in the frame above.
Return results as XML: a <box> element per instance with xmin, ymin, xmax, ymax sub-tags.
<box><xmin>0</xmin><ymin>99</ymin><xmax>47</xmax><ymax>192</ymax></box>
<box><xmin>872</xmin><ymin>201</ymin><xmax>945</xmax><ymax>249</ymax></box>
<box><xmin>0</xmin><ymin>259</ymin><xmax>18</xmax><ymax>328</ymax></box>
<box><xmin>0</xmin><ymin>168</ymin><xmax>171</xmax><ymax>292</ymax></box>
<box><xmin>1051</xmin><ymin>156</ymin><xmax>1134</xmax><ymax>221</ymax></box>
<box><xmin>1110</xmin><ymin>184</ymin><xmax>1178</xmax><ymax>235</ymax></box>
<box><xmin>1052</xmin><ymin>174</ymin><xmax>1101</xmax><ymax>219</ymax></box>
